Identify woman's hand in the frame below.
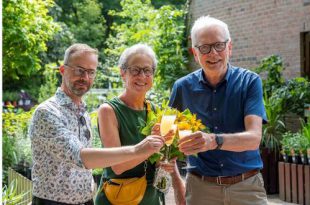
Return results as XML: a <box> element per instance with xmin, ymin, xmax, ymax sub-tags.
<box><xmin>151</xmin><ymin>123</ymin><xmax>176</xmax><ymax>144</ymax></box>
<box><xmin>158</xmin><ymin>157</ymin><xmax>178</xmax><ymax>174</ymax></box>
<box><xmin>135</xmin><ymin>135</ymin><xmax>165</xmax><ymax>155</ymax></box>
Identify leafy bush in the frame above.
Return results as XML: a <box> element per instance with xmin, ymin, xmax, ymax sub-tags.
<box><xmin>2</xmin><ymin>180</ymin><xmax>30</xmax><ymax>205</ymax></box>
<box><xmin>269</xmin><ymin>77</ymin><xmax>310</xmax><ymax>117</ymax></box>
<box><xmin>3</xmin><ymin>91</ymin><xmax>19</xmax><ymax>102</ymax></box>
<box><xmin>301</xmin><ymin>120</ymin><xmax>310</xmax><ymax>149</ymax></box>
<box><xmin>254</xmin><ymin>55</ymin><xmax>285</xmax><ymax>98</ymax></box>
<box><xmin>280</xmin><ymin>131</ymin><xmax>309</xmax><ymax>155</ymax></box>
<box><xmin>2</xmin><ymin>107</ymin><xmax>35</xmax><ymax>183</ymax></box>
<box><xmin>38</xmin><ymin>63</ymin><xmax>60</xmax><ymax>103</ymax></box>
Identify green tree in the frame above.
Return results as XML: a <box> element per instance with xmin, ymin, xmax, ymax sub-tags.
<box><xmin>151</xmin><ymin>0</ymin><xmax>187</xmax><ymax>8</ymax></box>
<box><xmin>54</xmin><ymin>0</ymin><xmax>106</xmax><ymax>50</ymax></box>
<box><xmin>38</xmin><ymin>63</ymin><xmax>61</xmax><ymax>103</ymax></box>
<box><xmin>3</xmin><ymin>0</ymin><xmax>60</xmax><ymax>83</ymax></box>
<box><xmin>103</xmin><ymin>0</ymin><xmax>189</xmax><ymax>91</ymax></box>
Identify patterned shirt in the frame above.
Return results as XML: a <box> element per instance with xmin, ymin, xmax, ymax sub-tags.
<box><xmin>29</xmin><ymin>88</ymin><xmax>94</xmax><ymax>204</ymax></box>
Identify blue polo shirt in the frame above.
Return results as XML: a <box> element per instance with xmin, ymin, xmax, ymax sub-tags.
<box><xmin>169</xmin><ymin>64</ymin><xmax>267</xmax><ymax>177</ymax></box>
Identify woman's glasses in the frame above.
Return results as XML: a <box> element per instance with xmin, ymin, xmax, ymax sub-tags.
<box><xmin>126</xmin><ymin>66</ymin><xmax>154</xmax><ymax>77</ymax></box>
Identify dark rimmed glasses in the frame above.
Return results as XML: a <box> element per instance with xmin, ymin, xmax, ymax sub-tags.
<box><xmin>195</xmin><ymin>40</ymin><xmax>229</xmax><ymax>54</ymax></box>
<box><xmin>65</xmin><ymin>64</ymin><xmax>96</xmax><ymax>79</ymax></box>
<box><xmin>125</xmin><ymin>66</ymin><xmax>154</xmax><ymax>77</ymax></box>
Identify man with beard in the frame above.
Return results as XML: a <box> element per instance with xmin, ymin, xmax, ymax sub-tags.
<box><xmin>29</xmin><ymin>44</ymin><xmax>165</xmax><ymax>205</ymax></box>
<box><xmin>170</xmin><ymin>16</ymin><xmax>268</xmax><ymax>205</ymax></box>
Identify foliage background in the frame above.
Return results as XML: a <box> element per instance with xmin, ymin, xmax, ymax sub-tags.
<box><xmin>2</xmin><ymin>0</ymin><xmax>188</xmax><ymax>185</ymax></box>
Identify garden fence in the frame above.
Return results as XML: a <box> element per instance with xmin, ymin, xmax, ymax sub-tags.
<box><xmin>8</xmin><ymin>167</ymin><xmax>32</xmax><ymax>205</ymax></box>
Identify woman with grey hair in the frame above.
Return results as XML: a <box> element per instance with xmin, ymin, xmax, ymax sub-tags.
<box><xmin>95</xmin><ymin>44</ymin><xmax>184</xmax><ymax>205</ymax></box>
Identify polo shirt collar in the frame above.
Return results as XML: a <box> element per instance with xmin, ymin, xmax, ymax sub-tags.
<box><xmin>198</xmin><ymin>63</ymin><xmax>232</xmax><ymax>86</ymax></box>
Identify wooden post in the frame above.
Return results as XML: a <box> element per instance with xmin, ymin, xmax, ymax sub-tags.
<box><xmin>305</xmin><ymin>165</ymin><xmax>310</xmax><ymax>205</ymax></box>
<box><xmin>291</xmin><ymin>163</ymin><xmax>298</xmax><ymax>203</ymax></box>
<box><xmin>297</xmin><ymin>164</ymin><xmax>304</xmax><ymax>205</ymax></box>
<box><xmin>285</xmin><ymin>163</ymin><xmax>291</xmax><ymax>202</ymax></box>
<box><xmin>279</xmin><ymin>162</ymin><xmax>285</xmax><ymax>200</ymax></box>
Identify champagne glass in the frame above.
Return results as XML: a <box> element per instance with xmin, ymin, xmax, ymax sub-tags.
<box><xmin>179</xmin><ymin>130</ymin><xmax>196</xmax><ymax>170</ymax></box>
<box><xmin>163</xmin><ymin>124</ymin><xmax>177</xmax><ymax>163</ymax></box>
<box><xmin>160</xmin><ymin>114</ymin><xmax>177</xmax><ymax>163</ymax></box>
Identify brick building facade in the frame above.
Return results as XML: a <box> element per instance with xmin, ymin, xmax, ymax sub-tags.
<box><xmin>187</xmin><ymin>0</ymin><xmax>310</xmax><ymax>79</ymax></box>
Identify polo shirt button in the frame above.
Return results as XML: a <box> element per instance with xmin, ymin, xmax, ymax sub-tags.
<box><xmin>214</xmin><ymin>108</ymin><xmax>217</xmax><ymax>111</ymax></box>
<box><xmin>213</xmin><ymin>90</ymin><xmax>216</xmax><ymax>93</ymax></box>
<box><xmin>214</xmin><ymin>126</ymin><xmax>218</xmax><ymax>130</ymax></box>
<box><xmin>220</xmin><ymin>164</ymin><xmax>224</xmax><ymax>167</ymax></box>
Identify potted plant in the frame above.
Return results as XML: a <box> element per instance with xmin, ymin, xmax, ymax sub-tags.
<box><xmin>3</xmin><ymin>91</ymin><xmax>19</xmax><ymax>107</ymax></box>
<box><xmin>261</xmin><ymin>92</ymin><xmax>285</xmax><ymax>151</ymax></box>
<box><xmin>260</xmin><ymin>92</ymin><xmax>285</xmax><ymax>194</ymax></box>
<box><xmin>301</xmin><ymin>120</ymin><xmax>310</xmax><ymax>164</ymax></box>
<box><xmin>280</xmin><ymin>132</ymin><xmax>294</xmax><ymax>163</ymax></box>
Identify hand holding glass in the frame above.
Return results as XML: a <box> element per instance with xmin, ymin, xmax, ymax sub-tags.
<box><xmin>178</xmin><ymin>130</ymin><xmax>196</xmax><ymax>169</ymax></box>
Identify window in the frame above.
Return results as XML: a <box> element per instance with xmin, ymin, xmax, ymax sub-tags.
<box><xmin>301</xmin><ymin>32</ymin><xmax>310</xmax><ymax>78</ymax></box>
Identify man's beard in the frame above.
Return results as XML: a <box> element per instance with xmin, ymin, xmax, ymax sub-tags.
<box><xmin>67</xmin><ymin>79</ymin><xmax>90</xmax><ymax>97</ymax></box>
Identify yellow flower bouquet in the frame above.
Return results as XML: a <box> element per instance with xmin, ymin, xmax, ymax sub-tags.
<box><xmin>141</xmin><ymin>103</ymin><xmax>208</xmax><ymax>164</ymax></box>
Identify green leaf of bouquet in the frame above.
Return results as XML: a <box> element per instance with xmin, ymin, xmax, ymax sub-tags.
<box><xmin>140</xmin><ymin>110</ymin><xmax>157</xmax><ymax>136</ymax></box>
<box><xmin>182</xmin><ymin>109</ymin><xmax>192</xmax><ymax>117</ymax></box>
<box><xmin>147</xmin><ymin>110</ymin><xmax>157</xmax><ymax>123</ymax></box>
<box><xmin>149</xmin><ymin>153</ymin><xmax>163</xmax><ymax>164</ymax></box>
<box><xmin>168</xmin><ymin>143</ymin><xmax>185</xmax><ymax>161</ymax></box>
<box><xmin>141</xmin><ymin>125</ymin><xmax>152</xmax><ymax>136</ymax></box>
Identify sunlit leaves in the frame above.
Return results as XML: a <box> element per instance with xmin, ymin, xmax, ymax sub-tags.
<box><xmin>3</xmin><ymin>0</ymin><xmax>60</xmax><ymax>81</ymax></box>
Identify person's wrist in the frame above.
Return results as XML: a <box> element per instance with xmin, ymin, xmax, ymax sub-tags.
<box><xmin>215</xmin><ymin>134</ymin><xmax>224</xmax><ymax>150</ymax></box>
<box><xmin>170</xmin><ymin>169</ymin><xmax>180</xmax><ymax>178</ymax></box>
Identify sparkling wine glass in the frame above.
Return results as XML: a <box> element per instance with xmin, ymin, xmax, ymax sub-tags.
<box><xmin>160</xmin><ymin>114</ymin><xmax>177</xmax><ymax>163</ymax></box>
<box><xmin>179</xmin><ymin>130</ymin><xmax>196</xmax><ymax>170</ymax></box>
<box><xmin>163</xmin><ymin>124</ymin><xmax>177</xmax><ymax>163</ymax></box>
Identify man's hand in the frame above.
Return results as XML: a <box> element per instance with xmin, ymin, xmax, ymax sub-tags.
<box><xmin>178</xmin><ymin>131</ymin><xmax>217</xmax><ymax>155</ymax></box>
<box><xmin>135</xmin><ymin>135</ymin><xmax>165</xmax><ymax>155</ymax></box>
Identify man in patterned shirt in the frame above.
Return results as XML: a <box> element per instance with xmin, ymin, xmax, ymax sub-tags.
<box><xmin>29</xmin><ymin>43</ymin><xmax>165</xmax><ymax>205</ymax></box>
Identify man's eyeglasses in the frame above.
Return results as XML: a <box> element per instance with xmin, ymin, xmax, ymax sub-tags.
<box><xmin>126</xmin><ymin>67</ymin><xmax>154</xmax><ymax>77</ymax></box>
<box><xmin>195</xmin><ymin>40</ymin><xmax>229</xmax><ymax>54</ymax></box>
<box><xmin>65</xmin><ymin>64</ymin><xmax>96</xmax><ymax>79</ymax></box>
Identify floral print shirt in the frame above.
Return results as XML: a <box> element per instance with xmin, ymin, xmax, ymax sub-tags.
<box><xmin>29</xmin><ymin>88</ymin><xmax>94</xmax><ymax>204</ymax></box>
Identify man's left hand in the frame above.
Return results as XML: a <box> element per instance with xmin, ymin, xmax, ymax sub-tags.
<box><xmin>178</xmin><ymin>131</ymin><xmax>216</xmax><ymax>155</ymax></box>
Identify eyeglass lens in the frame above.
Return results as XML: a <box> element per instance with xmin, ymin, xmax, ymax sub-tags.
<box><xmin>197</xmin><ymin>41</ymin><xmax>228</xmax><ymax>54</ymax></box>
<box><xmin>127</xmin><ymin>67</ymin><xmax>154</xmax><ymax>76</ymax></box>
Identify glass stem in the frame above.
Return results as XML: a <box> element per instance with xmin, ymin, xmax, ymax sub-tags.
<box><xmin>165</xmin><ymin>145</ymin><xmax>170</xmax><ymax>162</ymax></box>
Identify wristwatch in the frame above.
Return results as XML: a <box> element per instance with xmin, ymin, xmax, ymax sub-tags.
<box><xmin>215</xmin><ymin>134</ymin><xmax>224</xmax><ymax>150</ymax></box>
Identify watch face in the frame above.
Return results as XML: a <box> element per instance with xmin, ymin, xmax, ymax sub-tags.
<box><xmin>216</xmin><ymin>135</ymin><xmax>223</xmax><ymax>149</ymax></box>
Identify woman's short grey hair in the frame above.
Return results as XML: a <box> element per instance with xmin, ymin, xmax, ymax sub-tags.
<box><xmin>118</xmin><ymin>44</ymin><xmax>157</xmax><ymax>70</ymax></box>
<box><xmin>191</xmin><ymin>16</ymin><xmax>231</xmax><ymax>47</ymax></box>
<box><xmin>64</xmin><ymin>43</ymin><xmax>98</xmax><ymax>65</ymax></box>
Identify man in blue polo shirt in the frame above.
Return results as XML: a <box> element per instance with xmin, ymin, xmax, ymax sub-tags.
<box><xmin>170</xmin><ymin>16</ymin><xmax>268</xmax><ymax>205</ymax></box>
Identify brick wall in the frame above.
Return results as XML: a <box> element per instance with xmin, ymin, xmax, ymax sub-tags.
<box><xmin>187</xmin><ymin>0</ymin><xmax>310</xmax><ymax>78</ymax></box>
